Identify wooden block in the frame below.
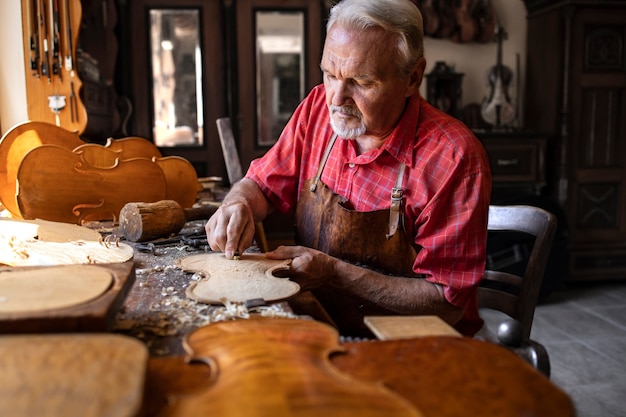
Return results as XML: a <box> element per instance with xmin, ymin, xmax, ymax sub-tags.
<box><xmin>0</xmin><ymin>334</ymin><xmax>148</xmax><ymax>417</ymax></box>
<box><xmin>0</xmin><ymin>260</ymin><xmax>136</xmax><ymax>333</ymax></box>
<box><xmin>364</xmin><ymin>316</ymin><xmax>461</xmax><ymax>340</ymax></box>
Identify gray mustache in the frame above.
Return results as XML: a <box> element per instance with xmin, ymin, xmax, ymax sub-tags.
<box><xmin>330</xmin><ymin>105</ymin><xmax>362</xmax><ymax>118</ymax></box>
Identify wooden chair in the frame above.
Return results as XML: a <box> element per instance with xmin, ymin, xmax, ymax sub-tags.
<box><xmin>478</xmin><ymin>204</ymin><xmax>558</xmax><ymax>375</ymax></box>
<box><xmin>215</xmin><ymin>117</ymin><xmax>269</xmax><ymax>252</ymax></box>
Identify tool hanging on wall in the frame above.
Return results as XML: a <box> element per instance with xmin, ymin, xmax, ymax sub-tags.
<box><xmin>37</xmin><ymin>0</ymin><xmax>50</xmax><ymax>82</ymax></box>
<box><xmin>48</xmin><ymin>94</ymin><xmax>66</xmax><ymax>125</ymax></box>
<box><xmin>25</xmin><ymin>0</ymin><xmax>39</xmax><ymax>78</ymax></box>
<box><xmin>21</xmin><ymin>0</ymin><xmax>86</xmax><ymax>132</ymax></box>
<box><xmin>64</xmin><ymin>0</ymin><xmax>74</xmax><ymax>75</ymax></box>
<box><xmin>51</xmin><ymin>0</ymin><xmax>62</xmax><ymax>80</ymax></box>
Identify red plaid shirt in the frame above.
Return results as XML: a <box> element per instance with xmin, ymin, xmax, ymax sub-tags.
<box><xmin>247</xmin><ymin>85</ymin><xmax>492</xmax><ymax>335</ymax></box>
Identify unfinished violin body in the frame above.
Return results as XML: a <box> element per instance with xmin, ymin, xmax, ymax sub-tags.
<box><xmin>16</xmin><ymin>144</ymin><xmax>168</xmax><ymax>223</ymax></box>
<box><xmin>0</xmin><ymin>121</ymin><xmax>84</xmax><ymax>217</ymax></box>
<box><xmin>1</xmin><ymin>121</ymin><xmax>199</xmax><ymax>223</ymax></box>
<box><xmin>162</xmin><ymin>318</ymin><xmax>423</xmax><ymax>417</ymax></box>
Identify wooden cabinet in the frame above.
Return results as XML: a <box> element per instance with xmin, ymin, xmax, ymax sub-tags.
<box><xmin>524</xmin><ymin>1</ymin><xmax>626</xmax><ymax>281</ymax></box>
<box><xmin>478</xmin><ymin>133</ymin><xmax>547</xmax><ymax>201</ymax></box>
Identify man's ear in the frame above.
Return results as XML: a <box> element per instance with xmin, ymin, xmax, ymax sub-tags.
<box><xmin>406</xmin><ymin>57</ymin><xmax>427</xmax><ymax>97</ymax></box>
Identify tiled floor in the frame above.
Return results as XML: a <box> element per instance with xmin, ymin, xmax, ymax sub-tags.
<box><xmin>481</xmin><ymin>280</ymin><xmax>626</xmax><ymax>417</ymax></box>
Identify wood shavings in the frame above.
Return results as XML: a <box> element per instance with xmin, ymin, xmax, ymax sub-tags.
<box><xmin>113</xmin><ymin>284</ymin><xmax>302</xmax><ymax>357</ymax></box>
<box><xmin>113</xmin><ymin>241</ymin><xmax>303</xmax><ymax>356</ymax></box>
<box><xmin>0</xmin><ymin>218</ymin><xmax>133</xmax><ymax>266</ymax></box>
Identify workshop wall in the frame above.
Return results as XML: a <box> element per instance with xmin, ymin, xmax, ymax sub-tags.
<box><xmin>0</xmin><ymin>0</ymin><xmax>528</xmax><ymax>136</ymax></box>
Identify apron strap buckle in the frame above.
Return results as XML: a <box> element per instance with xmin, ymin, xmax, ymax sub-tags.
<box><xmin>386</xmin><ymin>187</ymin><xmax>404</xmax><ymax>239</ymax></box>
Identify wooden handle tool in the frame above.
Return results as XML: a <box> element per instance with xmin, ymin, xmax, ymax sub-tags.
<box><xmin>119</xmin><ymin>200</ymin><xmax>218</xmax><ymax>242</ymax></box>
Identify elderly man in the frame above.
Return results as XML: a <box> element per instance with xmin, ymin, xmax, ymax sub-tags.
<box><xmin>206</xmin><ymin>0</ymin><xmax>492</xmax><ymax>337</ymax></box>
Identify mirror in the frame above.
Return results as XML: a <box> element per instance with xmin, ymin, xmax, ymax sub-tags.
<box><xmin>149</xmin><ymin>9</ymin><xmax>204</xmax><ymax>147</ymax></box>
<box><xmin>255</xmin><ymin>11</ymin><xmax>305</xmax><ymax>146</ymax></box>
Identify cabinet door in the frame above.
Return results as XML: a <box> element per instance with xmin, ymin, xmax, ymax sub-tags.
<box><xmin>568</xmin><ymin>7</ymin><xmax>626</xmax><ymax>279</ymax></box>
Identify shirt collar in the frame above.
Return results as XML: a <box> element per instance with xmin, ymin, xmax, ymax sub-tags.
<box><xmin>379</xmin><ymin>93</ymin><xmax>421</xmax><ymax>168</ymax></box>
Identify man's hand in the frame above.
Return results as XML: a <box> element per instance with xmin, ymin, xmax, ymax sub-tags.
<box><xmin>267</xmin><ymin>244</ymin><xmax>464</xmax><ymax>326</ymax></box>
<box><xmin>205</xmin><ymin>200</ymin><xmax>256</xmax><ymax>259</ymax></box>
<box><xmin>265</xmin><ymin>245</ymin><xmax>336</xmax><ymax>291</ymax></box>
<box><xmin>205</xmin><ymin>179</ymin><xmax>271</xmax><ymax>259</ymax></box>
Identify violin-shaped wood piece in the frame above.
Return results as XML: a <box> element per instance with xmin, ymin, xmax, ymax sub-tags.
<box><xmin>481</xmin><ymin>25</ymin><xmax>516</xmax><ymax>127</ymax></box>
<box><xmin>181</xmin><ymin>252</ymin><xmax>299</xmax><ymax>304</ymax></box>
<box><xmin>2</xmin><ymin>121</ymin><xmax>200</xmax><ymax>223</ymax></box>
<box><xmin>16</xmin><ymin>144</ymin><xmax>168</xmax><ymax>223</ymax></box>
<box><xmin>450</xmin><ymin>0</ymin><xmax>478</xmax><ymax>43</ymax></box>
<box><xmin>0</xmin><ymin>121</ymin><xmax>84</xmax><ymax>217</ymax></box>
<box><xmin>73</xmin><ymin>136</ymin><xmax>162</xmax><ymax>167</ymax></box>
<box><xmin>154</xmin><ymin>156</ymin><xmax>202</xmax><ymax>209</ymax></box>
<box><xmin>435</xmin><ymin>0</ymin><xmax>457</xmax><ymax>39</ymax></box>
<box><xmin>473</xmin><ymin>0</ymin><xmax>497</xmax><ymax>43</ymax></box>
<box><xmin>161</xmin><ymin>318</ymin><xmax>423</xmax><ymax>417</ymax></box>
<box><xmin>0</xmin><ymin>122</ymin><xmax>166</xmax><ymax>218</ymax></box>
<box><xmin>419</xmin><ymin>0</ymin><xmax>440</xmax><ymax>37</ymax></box>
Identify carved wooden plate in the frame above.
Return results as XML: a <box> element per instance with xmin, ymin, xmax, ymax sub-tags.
<box><xmin>0</xmin><ymin>265</ymin><xmax>113</xmax><ymax>313</ymax></box>
<box><xmin>0</xmin><ymin>218</ymin><xmax>134</xmax><ymax>267</ymax></box>
<box><xmin>180</xmin><ymin>252</ymin><xmax>300</xmax><ymax>304</ymax></box>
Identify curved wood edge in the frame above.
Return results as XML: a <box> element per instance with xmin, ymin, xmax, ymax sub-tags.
<box><xmin>0</xmin><ymin>121</ymin><xmax>84</xmax><ymax>217</ymax></box>
<box><xmin>141</xmin><ymin>327</ymin><xmax>574</xmax><ymax>417</ymax></box>
<box><xmin>0</xmin><ymin>260</ymin><xmax>136</xmax><ymax>333</ymax></box>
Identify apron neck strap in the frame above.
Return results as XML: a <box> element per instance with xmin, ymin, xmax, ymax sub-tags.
<box><xmin>309</xmin><ymin>132</ymin><xmax>338</xmax><ymax>192</ymax></box>
<box><xmin>386</xmin><ymin>163</ymin><xmax>407</xmax><ymax>239</ymax></box>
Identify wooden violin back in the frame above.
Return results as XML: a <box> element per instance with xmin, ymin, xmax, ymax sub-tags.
<box><xmin>0</xmin><ymin>121</ymin><xmax>84</xmax><ymax>217</ymax></box>
<box><xmin>1</xmin><ymin>121</ymin><xmax>199</xmax><ymax>224</ymax></box>
<box><xmin>162</xmin><ymin>318</ymin><xmax>423</xmax><ymax>417</ymax></box>
<box><xmin>16</xmin><ymin>144</ymin><xmax>168</xmax><ymax>223</ymax></box>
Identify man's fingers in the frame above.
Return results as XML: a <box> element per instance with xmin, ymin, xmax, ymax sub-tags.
<box><xmin>224</xmin><ymin>216</ymin><xmax>256</xmax><ymax>259</ymax></box>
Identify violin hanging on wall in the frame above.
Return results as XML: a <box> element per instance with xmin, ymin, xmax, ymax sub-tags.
<box><xmin>21</xmin><ymin>0</ymin><xmax>87</xmax><ymax>133</ymax></box>
<box><xmin>480</xmin><ymin>25</ymin><xmax>516</xmax><ymax>129</ymax></box>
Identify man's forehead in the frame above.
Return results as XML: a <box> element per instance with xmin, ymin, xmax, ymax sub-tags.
<box><xmin>321</xmin><ymin>27</ymin><xmax>392</xmax><ymax>78</ymax></box>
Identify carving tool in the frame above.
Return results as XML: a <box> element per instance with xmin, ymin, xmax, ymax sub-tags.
<box><xmin>38</xmin><ymin>0</ymin><xmax>51</xmax><ymax>82</ymax></box>
<box><xmin>26</xmin><ymin>0</ymin><xmax>39</xmax><ymax>77</ymax></box>
<box><xmin>69</xmin><ymin>80</ymin><xmax>77</xmax><ymax>122</ymax></box>
<box><xmin>51</xmin><ymin>0</ymin><xmax>61</xmax><ymax>79</ymax></box>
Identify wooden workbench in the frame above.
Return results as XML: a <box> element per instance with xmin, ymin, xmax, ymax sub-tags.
<box><xmin>106</xmin><ymin>225</ymin><xmax>575</xmax><ymax>417</ymax></box>
<box><xmin>112</xmin><ymin>221</ymin><xmax>298</xmax><ymax>356</ymax></box>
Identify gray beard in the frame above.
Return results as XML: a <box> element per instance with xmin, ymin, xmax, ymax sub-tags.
<box><xmin>329</xmin><ymin>105</ymin><xmax>366</xmax><ymax>139</ymax></box>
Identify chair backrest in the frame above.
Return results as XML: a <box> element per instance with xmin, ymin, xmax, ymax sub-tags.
<box><xmin>479</xmin><ymin>205</ymin><xmax>558</xmax><ymax>340</ymax></box>
<box><xmin>216</xmin><ymin>117</ymin><xmax>244</xmax><ymax>184</ymax></box>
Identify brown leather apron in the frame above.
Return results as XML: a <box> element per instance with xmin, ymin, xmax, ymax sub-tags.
<box><xmin>295</xmin><ymin>134</ymin><xmax>422</xmax><ymax>337</ymax></box>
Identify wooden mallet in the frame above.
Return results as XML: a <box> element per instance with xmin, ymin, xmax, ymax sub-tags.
<box><xmin>119</xmin><ymin>200</ymin><xmax>218</xmax><ymax>242</ymax></box>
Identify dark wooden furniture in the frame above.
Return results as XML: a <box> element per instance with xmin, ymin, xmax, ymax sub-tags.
<box><xmin>524</xmin><ymin>0</ymin><xmax>626</xmax><ymax>281</ymax></box>
<box><xmin>480</xmin><ymin>205</ymin><xmax>557</xmax><ymax>376</ymax></box>
<box><xmin>481</xmin><ymin>205</ymin><xmax>557</xmax><ymax>340</ymax></box>
<box><xmin>477</xmin><ymin>132</ymin><xmax>547</xmax><ymax>202</ymax></box>
<box><xmin>426</xmin><ymin>61</ymin><xmax>464</xmax><ymax>119</ymax></box>
<box><xmin>78</xmin><ymin>0</ymin><xmax>120</xmax><ymax>141</ymax></box>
